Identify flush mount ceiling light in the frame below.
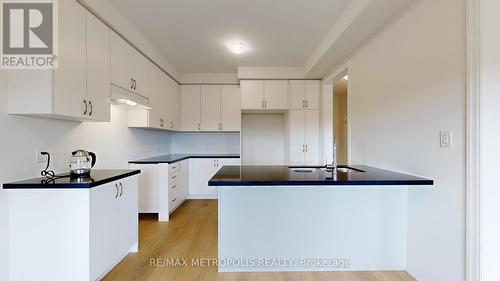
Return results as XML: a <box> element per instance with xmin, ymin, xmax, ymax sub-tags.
<box><xmin>227</xmin><ymin>41</ymin><xmax>249</xmax><ymax>54</ymax></box>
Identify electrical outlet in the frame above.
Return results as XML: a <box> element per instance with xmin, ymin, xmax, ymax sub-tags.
<box><xmin>440</xmin><ymin>131</ymin><xmax>453</xmax><ymax>148</ymax></box>
<box><xmin>36</xmin><ymin>147</ymin><xmax>48</xmax><ymax>163</ymax></box>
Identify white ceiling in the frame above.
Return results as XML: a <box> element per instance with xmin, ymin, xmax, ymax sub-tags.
<box><xmin>108</xmin><ymin>0</ymin><xmax>352</xmax><ymax>73</ymax></box>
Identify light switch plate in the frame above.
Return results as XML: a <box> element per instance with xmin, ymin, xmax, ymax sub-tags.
<box><xmin>440</xmin><ymin>131</ymin><xmax>453</xmax><ymax>148</ymax></box>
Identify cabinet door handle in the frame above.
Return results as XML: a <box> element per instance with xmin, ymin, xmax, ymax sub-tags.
<box><xmin>133</xmin><ymin>79</ymin><xmax>137</xmax><ymax>90</ymax></box>
<box><xmin>130</xmin><ymin>78</ymin><xmax>134</xmax><ymax>90</ymax></box>
<box><xmin>264</xmin><ymin>100</ymin><xmax>267</xmax><ymax>108</ymax></box>
<box><xmin>198</xmin><ymin>123</ymin><xmax>201</xmax><ymax>130</ymax></box>
<box><xmin>119</xmin><ymin>182</ymin><xmax>123</xmax><ymax>197</ymax></box>
<box><xmin>306</xmin><ymin>100</ymin><xmax>308</xmax><ymax>108</ymax></box>
<box><xmin>305</xmin><ymin>145</ymin><xmax>308</xmax><ymax>152</ymax></box>
<box><xmin>171</xmin><ymin>185</ymin><xmax>177</xmax><ymax>189</ymax></box>
<box><xmin>115</xmin><ymin>184</ymin><xmax>119</xmax><ymax>199</ymax></box>
<box><xmin>302</xmin><ymin>100</ymin><xmax>305</xmax><ymax>108</ymax></box>
<box><xmin>83</xmin><ymin>100</ymin><xmax>88</xmax><ymax>115</ymax></box>
<box><xmin>303</xmin><ymin>145</ymin><xmax>306</xmax><ymax>152</ymax></box>
<box><xmin>172</xmin><ymin>198</ymin><xmax>177</xmax><ymax>202</ymax></box>
<box><xmin>221</xmin><ymin>123</ymin><xmax>223</xmax><ymax>130</ymax></box>
<box><xmin>88</xmin><ymin>101</ymin><xmax>93</xmax><ymax>116</ymax></box>
<box><xmin>171</xmin><ymin>121</ymin><xmax>173</xmax><ymax>129</ymax></box>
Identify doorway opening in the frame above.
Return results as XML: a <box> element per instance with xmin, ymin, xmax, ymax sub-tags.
<box><xmin>332</xmin><ymin>72</ymin><xmax>349</xmax><ymax>165</ymax></box>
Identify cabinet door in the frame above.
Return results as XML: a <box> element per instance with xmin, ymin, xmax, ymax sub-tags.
<box><xmin>189</xmin><ymin>159</ymin><xmax>218</xmax><ymax>198</ymax></box>
<box><xmin>179</xmin><ymin>160</ymin><xmax>189</xmax><ymax>202</ymax></box>
<box><xmin>264</xmin><ymin>80</ymin><xmax>288</xmax><ymax>109</ymax></box>
<box><xmin>86</xmin><ymin>12</ymin><xmax>110</xmax><ymax>122</ymax></box>
<box><xmin>288</xmin><ymin>110</ymin><xmax>305</xmax><ymax>156</ymax></box>
<box><xmin>117</xmin><ymin>176</ymin><xmax>139</xmax><ymax>256</ymax></box>
<box><xmin>289</xmin><ymin>80</ymin><xmax>305</xmax><ymax>109</ymax></box>
<box><xmin>90</xmin><ymin>182</ymin><xmax>118</xmax><ymax>281</ymax></box>
<box><xmin>166</xmin><ymin>77</ymin><xmax>180</xmax><ymax>130</ymax></box>
<box><xmin>180</xmin><ymin>85</ymin><xmax>201</xmax><ymax>130</ymax></box>
<box><xmin>53</xmin><ymin>0</ymin><xmax>87</xmax><ymax>118</ymax></box>
<box><xmin>241</xmin><ymin>80</ymin><xmax>264</xmax><ymax>110</ymax></box>
<box><xmin>132</xmin><ymin>51</ymin><xmax>150</xmax><ymax>97</ymax></box>
<box><xmin>200</xmin><ymin>85</ymin><xmax>221</xmax><ymax>131</ymax></box>
<box><xmin>220</xmin><ymin>85</ymin><xmax>241</xmax><ymax>131</ymax></box>
<box><xmin>305</xmin><ymin>80</ymin><xmax>320</xmax><ymax>109</ymax></box>
<box><xmin>148</xmin><ymin>64</ymin><xmax>167</xmax><ymax>129</ymax></box>
<box><xmin>304</xmin><ymin>110</ymin><xmax>320</xmax><ymax>165</ymax></box>
<box><xmin>110</xmin><ymin>32</ymin><xmax>133</xmax><ymax>91</ymax></box>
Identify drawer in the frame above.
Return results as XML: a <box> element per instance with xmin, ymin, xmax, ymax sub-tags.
<box><xmin>169</xmin><ymin>194</ymin><xmax>178</xmax><ymax>212</ymax></box>
<box><xmin>168</xmin><ymin>172</ymin><xmax>179</xmax><ymax>183</ymax></box>
<box><xmin>169</xmin><ymin>163</ymin><xmax>181</xmax><ymax>173</ymax></box>
<box><xmin>169</xmin><ymin>181</ymin><xmax>178</xmax><ymax>191</ymax></box>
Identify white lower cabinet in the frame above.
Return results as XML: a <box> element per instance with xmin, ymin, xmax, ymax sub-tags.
<box><xmin>8</xmin><ymin>175</ymin><xmax>139</xmax><ymax>281</ymax></box>
<box><xmin>130</xmin><ymin>160</ymin><xmax>188</xmax><ymax>221</ymax></box>
<box><xmin>189</xmin><ymin>158</ymin><xmax>240</xmax><ymax>199</ymax></box>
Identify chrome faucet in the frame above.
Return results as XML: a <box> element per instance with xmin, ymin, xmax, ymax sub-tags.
<box><xmin>325</xmin><ymin>136</ymin><xmax>337</xmax><ymax>171</ymax></box>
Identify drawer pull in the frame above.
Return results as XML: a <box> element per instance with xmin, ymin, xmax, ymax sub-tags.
<box><xmin>171</xmin><ymin>185</ymin><xmax>177</xmax><ymax>189</ymax></box>
<box><xmin>172</xmin><ymin>198</ymin><xmax>177</xmax><ymax>202</ymax></box>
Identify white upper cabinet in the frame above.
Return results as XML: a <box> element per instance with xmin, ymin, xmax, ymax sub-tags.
<box><xmin>241</xmin><ymin>80</ymin><xmax>264</xmax><ymax>110</ymax></box>
<box><xmin>86</xmin><ymin>12</ymin><xmax>110</xmax><ymax>122</ymax></box>
<box><xmin>264</xmin><ymin>80</ymin><xmax>288</xmax><ymax>109</ymax></box>
<box><xmin>166</xmin><ymin>77</ymin><xmax>180</xmax><ymax>130</ymax></box>
<box><xmin>110</xmin><ymin>32</ymin><xmax>134</xmax><ymax>92</ymax></box>
<box><xmin>220</xmin><ymin>85</ymin><xmax>242</xmax><ymax>131</ymax></box>
<box><xmin>53</xmin><ymin>0</ymin><xmax>87</xmax><ymax>119</ymax></box>
<box><xmin>241</xmin><ymin>80</ymin><xmax>288</xmax><ymax>110</ymax></box>
<box><xmin>289</xmin><ymin>80</ymin><xmax>320</xmax><ymax>109</ymax></box>
<box><xmin>180</xmin><ymin>84</ymin><xmax>241</xmax><ymax>132</ymax></box>
<box><xmin>289</xmin><ymin>80</ymin><xmax>305</xmax><ymax>109</ymax></box>
<box><xmin>305</xmin><ymin>80</ymin><xmax>321</xmax><ymax>109</ymax></box>
<box><xmin>201</xmin><ymin>85</ymin><xmax>222</xmax><ymax>131</ymax></box>
<box><xmin>128</xmin><ymin>63</ymin><xmax>179</xmax><ymax>130</ymax></box>
<box><xmin>110</xmin><ymin>32</ymin><xmax>149</xmax><ymax>97</ymax></box>
<box><xmin>131</xmin><ymin>50</ymin><xmax>150</xmax><ymax>97</ymax></box>
<box><xmin>180</xmin><ymin>85</ymin><xmax>202</xmax><ymax>131</ymax></box>
<box><xmin>7</xmin><ymin>0</ymin><xmax>108</xmax><ymax>122</ymax></box>
<box><xmin>287</xmin><ymin>110</ymin><xmax>320</xmax><ymax>166</ymax></box>
<box><xmin>147</xmin><ymin>63</ymin><xmax>168</xmax><ymax>129</ymax></box>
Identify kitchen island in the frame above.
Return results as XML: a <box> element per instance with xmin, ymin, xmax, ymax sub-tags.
<box><xmin>209</xmin><ymin>165</ymin><xmax>433</xmax><ymax>272</ymax></box>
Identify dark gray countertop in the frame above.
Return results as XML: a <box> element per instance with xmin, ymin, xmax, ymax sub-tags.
<box><xmin>209</xmin><ymin>165</ymin><xmax>434</xmax><ymax>186</ymax></box>
<box><xmin>128</xmin><ymin>154</ymin><xmax>240</xmax><ymax>164</ymax></box>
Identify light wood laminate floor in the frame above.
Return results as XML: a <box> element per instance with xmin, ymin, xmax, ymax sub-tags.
<box><xmin>103</xmin><ymin>200</ymin><xmax>416</xmax><ymax>281</ymax></box>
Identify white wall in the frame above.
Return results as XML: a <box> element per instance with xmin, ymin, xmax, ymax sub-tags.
<box><xmin>0</xmin><ymin>72</ymin><xmax>173</xmax><ymax>280</ymax></box>
<box><xmin>170</xmin><ymin>132</ymin><xmax>240</xmax><ymax>154</ymax></box>
<box><xmin>479</xmin><ymin>0</ymin><xmax>500</xmax><ymax>280</ymax></box>
<box><xmin>325</xmin><ymin>0</ymin><xmax>466</xmax><ymax>280</ymax></box>
<box><xmin>241</xmin><ymin>114</ymin><xmax>286</xmax><ymax>165</ymax></box>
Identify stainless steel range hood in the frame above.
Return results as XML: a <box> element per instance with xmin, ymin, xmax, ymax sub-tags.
<box><xmin>110</xmin><ymin>84</ymin><xmax>151</xmax><ymax>110</ymax></box>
